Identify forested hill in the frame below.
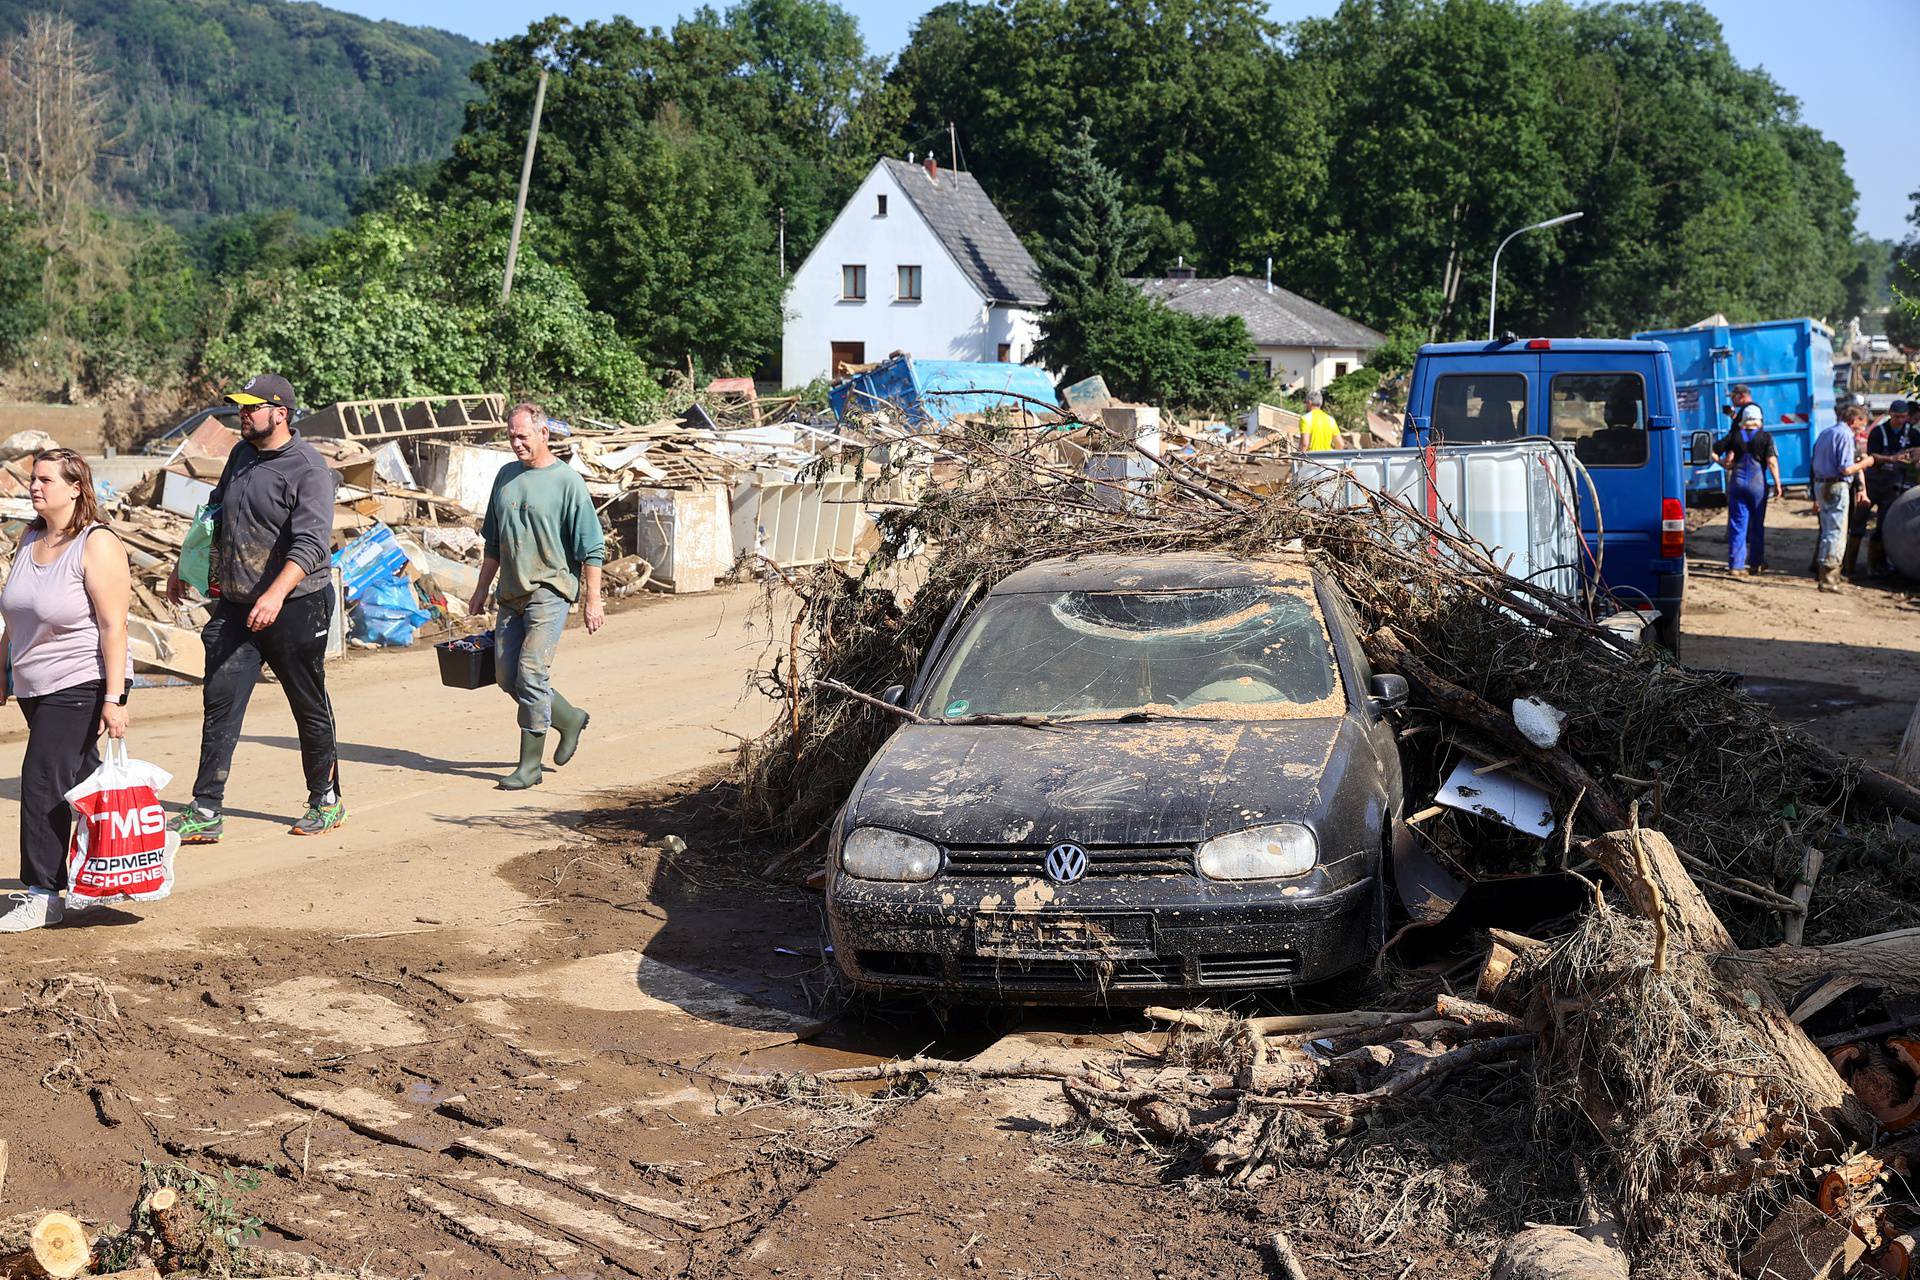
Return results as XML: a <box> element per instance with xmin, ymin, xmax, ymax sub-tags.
<box><xmin>0</xmin><ymin>0</ymin><xmax>480</xmax><ymax>226</ymax></box>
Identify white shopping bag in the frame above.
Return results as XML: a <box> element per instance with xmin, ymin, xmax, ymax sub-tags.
<box><xmin>63</xmin><ymin>739</ymin><xmax>178</xmax><ymax>910</ymax></box>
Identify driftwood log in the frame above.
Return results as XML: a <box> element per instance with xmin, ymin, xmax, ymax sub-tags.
<box><xmin>1488</xmin><ymin>1225</ymin><xmax>1628</xmax><ymax>1280</ymax></box>
<box><xmin>0</xmin><ymin>1211</ymin><xmax>89</xmax><ymax>1278</ymax></box>
<box><xmin>1738</xmin><ymin>926</ymin><xmax>1920</xmax><ymax>994</ymax></box>
<box><xmin>1579</xmin><ymin>829</ymin><xmax>1873</xmax><ymax>1145</ymax></box>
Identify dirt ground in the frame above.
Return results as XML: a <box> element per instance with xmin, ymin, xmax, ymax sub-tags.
<box><xmin>0</xmin><ymin>503</ymin><xmax>1910</xmax><ymax>1279</ymax></box>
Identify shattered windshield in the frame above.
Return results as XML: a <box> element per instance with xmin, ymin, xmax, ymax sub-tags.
<box><xmin>923</xmin><ymin>585</ymin><xmax>1343</xmax><ymax>720</ymax></box>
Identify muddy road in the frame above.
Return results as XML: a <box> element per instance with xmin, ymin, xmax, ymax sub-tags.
<box><xmin>0</xmin><ymin>509</ymin><xmax>1910</xmax><ymax>1278</ymax></box>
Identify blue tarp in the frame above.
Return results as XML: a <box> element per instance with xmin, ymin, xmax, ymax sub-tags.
<box><xmin>829</xmin><ymin>355</ymin><xmax>1058</xmax><ymax>426</ymax></box>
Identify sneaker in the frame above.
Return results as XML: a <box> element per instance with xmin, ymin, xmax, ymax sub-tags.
<box><xmin>290</xmin><ymin>799</ymin><xmax>347</xmax><ymax>837</ymax></box>
<box><xmin>169</xmin><ymin>807</ymin><xmax>224</xmax><ymax>844</ymax></box>
<box><xmin>0</xmin><ymin>892</ymin><xmax>62</xmax><ymax>932</ymax></box>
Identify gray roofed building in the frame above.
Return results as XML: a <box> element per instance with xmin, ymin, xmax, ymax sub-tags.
<box><xmin>880</xmin><ymin>158</ymin><xmax>1047</xmax><ymax>308</ymax></box>
<box><xmin>1131</xmin><ymin>273</ymin><xmax>1384</xmax><ymax>351</ymax></box>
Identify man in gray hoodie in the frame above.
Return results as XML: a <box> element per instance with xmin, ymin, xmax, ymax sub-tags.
<box><xmin>166</xmin><ymin>373</ymin><xmax>344</xmax><ymax>841</ymax></box>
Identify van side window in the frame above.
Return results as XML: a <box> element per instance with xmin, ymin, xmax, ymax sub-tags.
<box><xmin>1431</xmin><ymin>373</ymin><xmax>1527</xmax><ymax>443</ymax></box>
<box><xmin>1549</xmin><ymin>372</ymin><xmax>1647</xmax><ymax>467</ymax></box>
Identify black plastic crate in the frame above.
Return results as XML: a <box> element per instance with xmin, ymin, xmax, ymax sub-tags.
<box><xmin>436</xmin><ymin>633</ymin><xmax>497</xmax><ymax>690</ymax></box>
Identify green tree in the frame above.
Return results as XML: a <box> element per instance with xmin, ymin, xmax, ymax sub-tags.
<box><xmin>1888</xmin><ymin>187</ymin><xmax>1920</xmax><ymax>352</ymax></box>
<box><xmin>1031</xmin><ymin>120</ymin><xmax>1149</xmax><ymax>377</ymax></box>
<box><xmin>207</xmin><ymin>196</ymin><xmax>660</xmax><ymax>418</ymax></box>
<box><xmin>1075</xmin><ymin>286</ymin><xmax>1257</xmax><ymax>416</ymax></box>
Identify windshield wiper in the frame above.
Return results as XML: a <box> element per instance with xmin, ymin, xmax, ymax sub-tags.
<box><xmin>936</xmin><ymin>712</ymin><xmax>1059</xmax><ymax>729</ymax></box>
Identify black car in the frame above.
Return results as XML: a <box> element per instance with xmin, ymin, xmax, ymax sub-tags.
<box><xmin>825</xmin><ymin>551</ymin><xmax>1409</xmax><ymax>1003</ymax></box>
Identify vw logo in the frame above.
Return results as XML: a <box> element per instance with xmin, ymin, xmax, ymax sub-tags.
<box><xmin>1044</xmin><ymin>842</ymin><xmax>1089</xmax><ymax>884</ymax></box>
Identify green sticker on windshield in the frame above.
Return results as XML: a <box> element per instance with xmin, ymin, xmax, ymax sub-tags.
<box><xmin>944</xmin><ymin>699</ymin><xmax>970</xmax><ymax>717</ymax></box>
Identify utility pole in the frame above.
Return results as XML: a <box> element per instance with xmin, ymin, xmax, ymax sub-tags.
<box><xmin>501</xmin><ymin>66</ymin><xmax>549</xmax><ymax>304</ymax></box>
<box><xmin>949</xmin><ymin>121</ymin><xmax>957</xmax><ymax>170</ymax></box>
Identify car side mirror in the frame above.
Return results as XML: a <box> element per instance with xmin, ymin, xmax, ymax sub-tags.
<box><xmin>878</xmin><ymin>684</ymin><xmax>906</xmax><ymax>708</ymax></box>
<box><xmin>1369</xmin><ymin>673</ymin><xmax>1409</xmax><ymax>713</ymax></box>
<box><xmin>1687</xmin><ymin>430</ymin><xmax>1714</xmax><ymax>467</ymax></box>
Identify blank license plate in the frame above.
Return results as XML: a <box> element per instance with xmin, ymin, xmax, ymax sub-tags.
<box><xmin>973</xmin><ymin>913</ymin><xmax>1154</xmax><ymax>959</ymax></box>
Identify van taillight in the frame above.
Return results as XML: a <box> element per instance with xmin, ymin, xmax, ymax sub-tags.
<box><xmin>1660</xmin><ymin>498</ymin><xmax>1684</xmax><ymax>559</ymax></box>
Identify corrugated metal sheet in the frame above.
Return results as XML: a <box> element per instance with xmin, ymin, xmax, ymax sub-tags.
<box><xmin>1296</xmin><ymin>438</ymin><xmax>1590</xmax><ymax>603</ymax></box>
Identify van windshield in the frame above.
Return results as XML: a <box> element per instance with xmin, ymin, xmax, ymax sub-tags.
<box><xmin>923</xmin><ymin>585</ymin><xmax>1343</xmax><ymax>721</ymax></box>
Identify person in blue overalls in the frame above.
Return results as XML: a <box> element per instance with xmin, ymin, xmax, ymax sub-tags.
<box><xmin>1715</xmin><ymin>403</ymin><xmax>1783</xmax><ymax>576</ymax></box>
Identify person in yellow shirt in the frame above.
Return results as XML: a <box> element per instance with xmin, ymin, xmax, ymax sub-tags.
<box><xmin>1299</xmin><ymin>390</ymin><xmax>1340</xmax><ymax>451</ymax></box>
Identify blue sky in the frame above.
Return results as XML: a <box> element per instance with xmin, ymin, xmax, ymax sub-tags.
<box><xmin>340</xmin><ymin>0</ymin><xmax>1917</xmax><ymax>241</ymax></box>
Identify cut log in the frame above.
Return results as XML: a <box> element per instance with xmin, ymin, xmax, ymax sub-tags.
<box><xmin>1488</xmin><ymin>1225</ymin><xmax>1628</xmax><ymax>1280</ymax></box>
<box><xmin>141</xmin><ymin>1188</ymin><xmax>180</xmax><ymax>1263</ymax></box>
<box><xmin>0</xmin><ymin>1211</ymin><xmax>90</xmax><ymax>1278</ymax></box>
<box><xmin>1478</xmin><ymin>941</ymin><xmax>1519</xmax><ymax>1003</ymax></box>
<box><xmin>1739</xmin><ymin>1196</ymin><xmax>1867</xmax><ymax>1279</ymax></box>
<box><xmin>1579</xmin><ymin>829</ymin><xmax>1872</xmax><ymax>1146</ymax></box>
<box><xmin>1739</xmin><ymin>927</ymin><xmax>1920</xmax><ymax>994</ymax></box>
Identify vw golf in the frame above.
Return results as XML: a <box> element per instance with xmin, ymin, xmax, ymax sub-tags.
<box><xmin>825</xmin><ymin>552</ymin><xmax>1408</xmax><ymax>1002</ymax></box>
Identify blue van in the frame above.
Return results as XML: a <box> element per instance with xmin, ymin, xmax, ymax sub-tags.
<box><xmin>1633</xmin><ymin>318</ymin><xmax>1835</xmax><ymax>499</ymax></box>
<box><xmin>1400</xmin><ymin>338</ymin><xmax>1714</xmax><ymax>653</ymax></box>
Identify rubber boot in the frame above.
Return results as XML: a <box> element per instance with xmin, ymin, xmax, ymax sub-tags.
<box><xmin>1842</xmin><ymin>535</ymin><xmax>1863</xmax><ymax>577</ymax></box>
<box><xmin>497</xmin><ymin>731</ymin><xmax>546</xmax><ymax>790</ymax></box>
<box><xmin>549</xmin><ymin>691</ymin><xmax>590</xmax><ymax>768</ymax></box>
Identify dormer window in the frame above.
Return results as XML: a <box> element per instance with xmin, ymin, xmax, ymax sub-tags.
<box><xmin>876</xmin><ymin>194</ymin><xmax>887</xmax><ymax>217</ymax></box>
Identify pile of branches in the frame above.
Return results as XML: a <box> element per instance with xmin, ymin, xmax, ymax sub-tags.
<box><xmin>737</xmin><ymin>413</ymin><xmax>1920</xmax><ymax>946</ymax></box>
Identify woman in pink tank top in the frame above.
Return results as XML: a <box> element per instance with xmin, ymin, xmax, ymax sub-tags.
<box><xmin>0</xmin><ymin>449</ymin><xmax>131</xmax><ymax>932</ymax></box>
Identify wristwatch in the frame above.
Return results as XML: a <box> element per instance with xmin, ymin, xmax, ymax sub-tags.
<box><xmin>110</xmin><ymin>690</ymin><xmax>128</xmax><ymax>706</ymax></box>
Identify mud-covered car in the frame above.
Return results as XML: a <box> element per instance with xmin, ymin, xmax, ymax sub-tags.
<box><xmin>825</xmin><ymin>551</ymin><xmax>1408</xmax><ymax>1002</ymax></box>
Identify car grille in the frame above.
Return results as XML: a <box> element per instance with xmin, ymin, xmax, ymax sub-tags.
<box><xmin>953</xmin><ymin>956</ymin><xmax>1185</xmax><ymax>988</ymax></box>
<box><xmin>1197</xmin><ymin>951</ymin><xmax>1301</xmax><ymax>984</ymax></box>
<box><xmin>942</xmin><ymin>845</ymin><xmax>1194</xmax><ymax>878</ymax></box>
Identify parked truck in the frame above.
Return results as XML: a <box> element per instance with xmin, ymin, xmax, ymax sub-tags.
<box><xmin>1399</xmin><ymin>337</ymin><xmax>1714</xmax><ymax>654</ymax></box>
<box><xmin>1632</xmin><ymin>318</ymin><xmax>1835</xmax><ymax>500</ymax></box>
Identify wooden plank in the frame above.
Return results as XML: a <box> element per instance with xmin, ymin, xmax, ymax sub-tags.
<box><xmin>450</xmin><ymin>1129</ymin><xmax>707</xmax><ymax>1229</ymax></box>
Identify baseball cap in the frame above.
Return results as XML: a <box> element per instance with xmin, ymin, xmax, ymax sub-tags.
<box><xmin>1893</xmin><ymin>399</ymin><xmax>1911</xmax><ymax>414</ymax></box>
<box><xmin>225</xmin><ymin>373</ymin><xmax>298</xmax><ymax>411</ymax></box>
<box><xmin>1738</xmin><ymin>404</ymin><xmax>1762</xmax><ymax>423</ymax></box>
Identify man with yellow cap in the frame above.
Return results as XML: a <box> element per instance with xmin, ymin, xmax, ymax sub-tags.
<box><xmin>166</xmin><ymin>373</ymin><xmax>345</xmax><ymax>841</ymax></box>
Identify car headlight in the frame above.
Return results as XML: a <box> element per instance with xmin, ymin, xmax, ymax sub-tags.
<box><xmin>1196</xmin><ymin>823</ymin><xmax>1318</xmax><ymax>881</ymax></box>
<box><xmin>841</xmin><ymin>827</ymin><xmax>941</xmax><ymax>882</ymax></box>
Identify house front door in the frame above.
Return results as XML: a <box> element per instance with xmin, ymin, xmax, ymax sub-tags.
<box><xmin>830</xmin><ymin>342</ymin><xmax>865</xmax><ymax>378</ymax></box>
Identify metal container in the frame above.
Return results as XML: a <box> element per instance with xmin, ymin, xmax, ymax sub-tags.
<box><xmin>1295</xmin><ymin>437</ymin><xmax>1591</xmax><ymax>606</ymax></box>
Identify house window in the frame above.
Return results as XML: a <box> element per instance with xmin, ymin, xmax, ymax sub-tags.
<box><xmin>1250</xmin><ymin>357</ymin><xmax>1273</xmax><ymax>379</ymax></box>
<box><xmin>897</xmin><ymin>265</ymin><xmax>922</xmax><ymax>302</ymax></box>
<box><xmin>1334</xmin><ymin>361</ymin><xmax>1350</xmax><ymax>380</ymax></box>
<box><xmin>841</xmin><ymin>265</ymin><xmax>866</xmax><ymax>301</ymax></box>
<box><xmin>876</xmin><ymin>194</ymin><xmax>887</xmax><ymax>217</ymax></box>
<box><xmin>997</xmin><ymin>343</ymin><xmax>1011</xmax><ymax>363</ymax></box>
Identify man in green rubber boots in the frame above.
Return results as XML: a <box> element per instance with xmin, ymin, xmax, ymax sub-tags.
<box><xmin>467</xmin><ymin>402</ymin><xmax>605</xmax><ymax>790</ymax></box>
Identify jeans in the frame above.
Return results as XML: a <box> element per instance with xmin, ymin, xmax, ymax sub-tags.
<box><xmin>192</xmin><ymin>590</ymin><xmax>339</xmax><ymax>811</ymax></box>
<box><xmin>496</xmin><ymin>587</ymin><xmax>570</xmax><ymax>732</ymax></box>
<box><xmin>1814</xmin><ymin>480</ymin><xmax>1849</xmax><ymax>566</ymax></box>
<box><xmin>16</xmin><ymin>680</ymin><xmax>103</xmax><ymax>891</ymax></box>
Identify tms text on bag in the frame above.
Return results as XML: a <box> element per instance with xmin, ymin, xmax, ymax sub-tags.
<box><xmin>64</xmin><ymin>739</ymin><xmax>178</xmax><ymax>910</ymax></box>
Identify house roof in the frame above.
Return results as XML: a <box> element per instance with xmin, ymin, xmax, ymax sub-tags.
<box><xmin>880</xmin><ymin>158</ymin><xmax>1047</xmax><ymax>308</ymax></box>
<box><xmin>1130</xmin><ymin>275</ymin><xmax>1384</xmax><ymax>351</ymax></box>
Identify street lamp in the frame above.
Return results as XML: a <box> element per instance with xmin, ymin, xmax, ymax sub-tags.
<box><xmin>1487</xmin><ymin>211</ymin><xmax>1583</xmax><ymax>340</ymax></box>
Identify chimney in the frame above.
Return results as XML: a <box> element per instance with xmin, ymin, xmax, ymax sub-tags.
<box><xmin>924</xmin><ymin>154</ymin><xmax>939</xmax><ymax>183</ymax></box>
<box><xmin>1167</xmin><ymin>255</ymin><xmax>1197</xmax><ymax>281</ymax></box>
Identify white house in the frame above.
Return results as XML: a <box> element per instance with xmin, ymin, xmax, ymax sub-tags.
<box><xmin>1132</xmin><ymin>268</ymin><xmax>1384</xmax><ymax>393</ymax></box>
<box><xmin>781</xmin><ymin>157</ymin><xmax>1047</xmax><ymax>386</ymax></box>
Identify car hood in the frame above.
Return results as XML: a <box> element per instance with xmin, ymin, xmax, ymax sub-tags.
<box><xmin>847</xmin><ymin>718</ymin><xmax>1348</xmax><ymax>847</ymax></box>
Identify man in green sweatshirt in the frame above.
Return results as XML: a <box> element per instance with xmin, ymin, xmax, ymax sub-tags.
<box><xmin>467</xmin><ymin>403</ymin><xmax>606</xmax><ymax>790</ymax></box>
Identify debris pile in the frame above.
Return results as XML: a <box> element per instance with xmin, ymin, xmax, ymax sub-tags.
<box><xmin>734</xmin><ymin>410</ymin><xmax>1920</xmax><ymax>1274</ymax></box>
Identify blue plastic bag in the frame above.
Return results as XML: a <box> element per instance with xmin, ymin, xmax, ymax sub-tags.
<box><xmin>334</xmin><ymin>524</ymin><xmax>409</xmax><ymax>605</ymax></box>
<box><xmin>353</xmin><ymin>574</ymin><xmax>432</xmax><ymax>647</ymax></box>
